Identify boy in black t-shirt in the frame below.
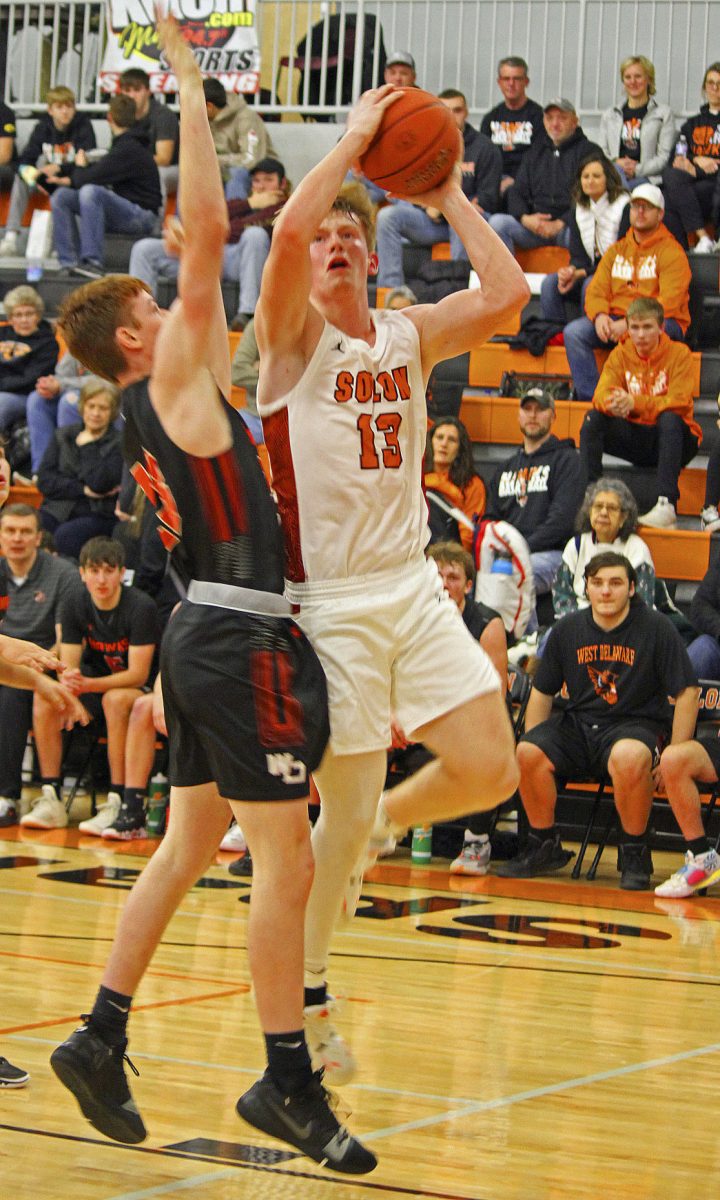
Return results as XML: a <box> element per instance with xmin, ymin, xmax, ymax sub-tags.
<box><xmin>498</xmin><ymin>551</ymin><xmax>699</xmax><ymax>889</ymax></box>
<box><xmin>32</xmin><ymin>537</ymin><xmax>159</xmax><ymax>837</ymax></box>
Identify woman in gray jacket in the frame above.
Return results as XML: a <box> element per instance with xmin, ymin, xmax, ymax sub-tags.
<box><xmin>598</xmin><ymin>55</ymin><xmax>676</xmax><ymax>189</ymax></box>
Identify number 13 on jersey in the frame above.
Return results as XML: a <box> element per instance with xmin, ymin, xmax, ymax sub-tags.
<box><xmin>357</xmin><ymin>412</ymin><xmax>403</xmax><ymax>470</ymax></box>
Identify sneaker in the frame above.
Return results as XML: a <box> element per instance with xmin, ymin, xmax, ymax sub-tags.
<box><xmin>0</xmin><ymin>231</ymin><xmax>18</xmax><ymax>256</ymax></box>
<box><xmin>701</xmin><ymin>505</ymin><xmax>720</xmax><ymax>533</ymax></box>
<box><xmin>450</xmin><ymin>834</ymin><xmax>491</xmax><ymax>876</ymax></box>
<box><xmin>654</xmin><ymin>847</ymin><xmax>720</xmax><ymax>898</ymax></box>
<box><xmin>638</xmin><ymin>496</ymin><xmax>677</xmax><ymax>529</ymax></box>
<box><xmin>229</xmin><ymin>312</ymin><xmax>250</xmax><ymax>332</ymax></box>
<box><xmin>220</xmin><ymin>821</ymin><xmax>247</xmax><ymax>852</ymax></box>
<box><xmin>0</xmin><ymin>797</ymin><xmax>18</xmax><ymax>827</ymax></box>
<box><xmin>50</xmin><ymin>1021</ymin><xmax>145</xmax><ymax>1144</ymax></box>
<box><xmin>20</xmin><ymin>784</ymin><xmax>67</xmax><ymax>829</ymax></box>
<box><xmin>0</xmin><ymin>1056</ymin><xmax>29</xmax><ymax>1087</ymax></box>
<box><xmin>304</xmin><ymin>998</ymin><xmax>357</xmax><ymax>1086</ymax></box>
<box><xmin>228</xmin><ymin>849</ymin><xmax>253</xmax><ymax>876</ymax></box>
<box><xmin>362</xmin><ymin>799</ymin><xmax>400</xmax><ymax>871</ymax></box>
<box><xmin>495</xmin><ymin>833</ymin><xmax>574</xmax><ymax>878</ymax></box>
<box><xmin>72</xmin><ymin>260</ymin><xmax>103</xmax><ymax>280</ymax></box>
<box><xmin>237</xmin><ymin>1069</ymin><xmax>376</xmax><ymax>1174</ymax></box>
<box><xmin>78</xmin><ymin>792</ymin><xmax>122</xmax><ymax>836</ymax></box>
<box><xmin>618</xmin><ymin>842</ymin><xmax>654</xmax><ymax>890</ymax></box>
<box><xmin>692</xmin><ymin>234</ymin><xmax>716</xmax><ymax>254</ymax></box>
<box><xmin>102</xmin><ymin>801</ymin><xmax>147</xmax><ymax>841</ymax></box>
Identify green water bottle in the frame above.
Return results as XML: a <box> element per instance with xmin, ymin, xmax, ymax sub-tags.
<box><xmin>411</xmin><ymin>825</ymin><xmax>433</xmax><ymax>864</ymax></box>
<box><xmin>146</xmin><ymin>772</ymin><xmax>169</xmax><ymax>836</ymax></box>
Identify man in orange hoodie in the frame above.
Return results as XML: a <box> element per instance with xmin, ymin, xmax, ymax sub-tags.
<box><xmin>579</xmin><ymin>296</ymin><xmax>701</xmax><ymax>528</ymax></box>
<box><xmin>564</xmin><ymin>184</ymin><xmax>691</xmax><ymax>401</ymax></box>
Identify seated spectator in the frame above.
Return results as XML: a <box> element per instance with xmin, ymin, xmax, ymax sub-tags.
<box><xmin>203</xmin><ymin>78</ymin><xmax>276</xmax><ymax>201</ymax></box>
<box><xmin>27</xmin><ymin>536</ymin><xmax>159</xmax><ymax>834</ymax></box>
<box><xmin>579</xmin><ymin>297</ymin><xmax>700</xmax><ymax>528</ymax></box>
<box><xmin>426</xmin><ymin>540</ymin><xmax>509</xmax><ymax>876</ymax></box>
<box><xmin>540</xmin><ymin>154</ymin><xmax>630</xmax><ymax>324</ymax></box>
<box><xmin>50</xmin><ymin>94</ymin><xmax>161</xmax><ymax>279</ymax></box>
<box><xmin>480</xmin><ymin>56</ymin><xmax>544</xmax><ymax>196</ymax></box>
<box><xmin>348</xmin><ymin>52</ymin><xmax>418</xmax><ymax>203</ymax></box>
<box><xmin>0</xmin><ymin>99</ymin><xmax>17</xmax><ymax>194</ymax></box>
<box><xmin>376</xmin><ymin>89</ymin><xmax>501</xmax><ymax>287</ymax></box>
<box><xmin>0</xmin><ymin>285</ymin><xmax>59</xmax><ymax>437</ymax></box>
<box><xmin>498</xmin><ymin>551</ymin><xmax>699</xmax><ymax>889</ymax></box>
<box><xmin>655</xmin><ymin>730</ymin><xmax>720</xmax><ymax>898</ymax></box>
<box><xmin>0</xmin><ymin>503</ymin><xmax>80</xmax><ymax>827</ymax></box>
<box><xmin>489</xmin><ymin>99</ymin><xmax>601</xmax><ymax>254</ymax></box>
<box><xmin>484</xmin><ymin>388</ymin><xmax>585</xmax><ymax>609</ymax></box>
<box><xmin>684</xmin><ymin>557</ymin><xmax>720</xmax><ymax>679</ymax></box>
<box><xmin>564</xmin><ymin>185</ymin><xmax>691</xmax><ymax>401</ymax></box>
<box><xmin>597</xmin><ymin>55</ymin><xmax>675</xmax><ymax>191</ymax></box>
<box><xmin>231</xmin><ymin>317</ymin><xmax>263</xmax><ymax>443</ymax></box>
<box><xmin>119</xmin><ymin>67</ymin><xmax>180</xmax><ymax>204</ymax></box>
<box><xmin>37</xmin><ymin>380</ymin><xmax>123</xmax><ymax>559</ymax></box>
<box><xmin>553</xmin><ymin>477</ymin><xmax>656</xmax><ymax>617</ymax></box>
<box><xmin>129</xmin><ymin>157</ymin><xmax>289</xmax><ymax>332</ymax></box>
<box><xmin>424</xmin><ymin>415</ymin><xmax>486</xmax><ymax>551</ymax></box>
<box><xmin>26</xmin><ymin>352</ymin><xmax>99</xmax><ymax>476</ymax></box>
<box><xmin>0</xmin><ymin>87</ymin><xmax>95</xmax><ymax>258</ymax></box>
<box><xmin>661</xmin><ymin>62</ymin><xmax>720</xmax><ymax>254</ymax></box>
<box><xmin>384</xmin><ymin>286</ymin><xmax>418</xmax><ymax>310</ymax></box>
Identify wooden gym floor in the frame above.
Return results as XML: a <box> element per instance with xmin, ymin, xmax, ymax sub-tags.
<box><xmin>1</xmin><ymin>809</ymin><xmax>719</xmax><ymax>1200</ymax></box>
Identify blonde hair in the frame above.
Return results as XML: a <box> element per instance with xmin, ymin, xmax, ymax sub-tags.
<box><xmin>330</xmin><ymin>182</ymin><xmax>377</xmax><ymax>251</ymax></box>
<box><xmin>619</xmin><ymin>55</ymin><xmax>656</xmax><ymax>97</ymax></box>
<box><xmin>78</xmin><ymin>377</ymin><xmax>121</xmax><ymax>424</ymax></box>
<box><xmin>4</xmin><ymin>285</ymin><xmax>44</xmax><ymax>318</ymax></box>
<box><xmin>46</xmin><ymin>86</ymin><xmax>76</xmax><ymax>108</ymax></box>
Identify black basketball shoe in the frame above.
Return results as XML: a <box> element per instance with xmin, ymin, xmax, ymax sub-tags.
<box><xmin>50</xmin><ymin>1020</ymin><xmax>146</xmax><ymax>1144</ymax></box>
<box><xmin>237</xmin><ymin>1069</ymin><xmax>377</xmax><ymax>1173</ymax></box>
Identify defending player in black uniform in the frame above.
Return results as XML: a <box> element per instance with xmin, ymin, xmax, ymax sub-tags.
<box><xmin>49</xmin><ymin>12</ymin><xmax>375</xmax><ymax>1175</ymax></box>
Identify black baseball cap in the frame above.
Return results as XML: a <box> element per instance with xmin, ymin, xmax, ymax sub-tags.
<box><xmin>520</xmin><ymin>387</ymin><xmax>555</xmax><ymax>411</ymax></box>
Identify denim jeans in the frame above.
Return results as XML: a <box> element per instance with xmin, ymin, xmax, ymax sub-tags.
<box><xmin>540</xmin><ymin>272</ymin><xmax>593</xmax><ymax>323</ymax></box>
<box><xmin>51</xmin><ymin>184</ymin><xmax>158</xmax><ymax>267</ymax></box>
<box><xmin>27</xmin><ymin>388</ymin><xmax>82</xmax><ymax>472</ymax></box>
<box><xmin>564</xmin><ymin>314</ymin><xmax>685</xmax><ymax>401</ymax></box>
<box><xmin>225</xmin><ymin>168</ymin><xmax>251</xmax><ymax>201</ymax></box>
<box><xmin>130</xmin><ymin>228</ymin><xmax>269</xmax><ymax>317</ymax></box>
<box><xmin>376</xmin><ymin>200</ymin><xmax>471</xmax><ymax>287</ymax></box>
<box><xmin>487</xmin><ymin>213</ymin><xmax>570</xmax><ymax>255</ymax></box>
<box><xmin>0</xmin><ymin>390</ymin><xmax>29</xmax><ymax>433</ymax></box>
<box><xmin>688</xmin><ymin>634</ymin><xmax>720</xmax><ymax>682</ymax></box>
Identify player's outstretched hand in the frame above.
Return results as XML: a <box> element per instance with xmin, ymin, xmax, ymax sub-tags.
<box><xmin>156</xmin><ymin>6</ymin><xmax>199</xmax><ymax>84</ymax></box>
<box><xmin>347</xmin><ymin>85</ymin><xmax>403</xmax><ymax>158</ymax></box>
<box><xmin>35</xmin><ymin>676</ymin><xmax>91</xmax><ymax>731</ymax></box>
<box><xmin>388</xmin><ymin>157</ymin><xmax>464</xmax><ymax>209</ymax></box>
<box><xmin>163</xmin><ymin>216</ymin><xmax>185</xmax><ymax>258</ymax></box>
<box><xmin>0</xmin><ymin>634</ymin><xmax>61</xmax><ymax>675</ymax></box>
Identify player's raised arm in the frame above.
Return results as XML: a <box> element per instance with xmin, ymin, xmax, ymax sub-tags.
<box><xmin>256</xmin><ymin>86</ymin><xmax>400</xmax><ymax>358</ymax></box>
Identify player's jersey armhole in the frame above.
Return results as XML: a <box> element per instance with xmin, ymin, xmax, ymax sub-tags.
<box><xmin>257</xmin><ymin>321</ymin><xmax>337</xmax><ymax>419</ymax></box>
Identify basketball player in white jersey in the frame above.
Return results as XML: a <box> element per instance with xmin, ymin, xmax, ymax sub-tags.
<box><xmin>256</xmin><ymin>85</ymin><xmax>529</xmax><ymax>1081</ymax></box>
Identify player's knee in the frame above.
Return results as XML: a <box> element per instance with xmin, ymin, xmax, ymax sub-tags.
<box><xmin>660</xmin><ymin>743</ymin><xmax>694</xmax><ymax>784</ymax></box>
<box><xmin>517</xmin><ymin>739</ymin><xmax>551</xmax><ymax>777</ymax></box>
<box><xmin>608</xmin><ymin>741</ymin><xmax>651</xmax><ymax>787</ymax></box>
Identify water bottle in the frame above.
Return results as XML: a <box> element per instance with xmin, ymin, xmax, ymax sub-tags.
<box><xmin>411</xmin><ymin>825</ymin><xmax>433</xmax><ymax>864</ymax></box>
<box><xmin>491</xmin><ymin>551</ymin><xmax>514</xmax><ymax>576</ymax></box>
<box><xmin>26</xmin><ymin>258</ymin><xmax>43</xmax><ymax>284</ymax></box>
<box><xmin>146</xmin><ymin>772</ymin><xmax>169</xmax><ymax>836</ymax></box>
<box><xmin>675</xmin><ymin>134</ymin><xmax>688</xmax><ymax>158</ymax></box>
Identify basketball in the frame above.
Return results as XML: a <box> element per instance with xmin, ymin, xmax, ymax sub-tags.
<box><xmin>359</xmin><ymin>87</ymin><xmax>460</xmax><ymax>195</ymax></box>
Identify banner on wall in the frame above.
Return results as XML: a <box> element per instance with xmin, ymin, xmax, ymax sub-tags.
<box><xmin>99</xmin><ymin>0</ymin><xmax>261</xmax><ymax>94</ymax></box>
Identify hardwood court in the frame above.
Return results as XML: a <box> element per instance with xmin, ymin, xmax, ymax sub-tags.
<box><xmin>1</xmin><ymin>817</ymin><xmax>719</xmax><ymax>1200</ymax></box>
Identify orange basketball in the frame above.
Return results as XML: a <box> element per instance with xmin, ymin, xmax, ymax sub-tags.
<box><xmin>359</xmin><ymin>87</ymin><xmax>460</xmax><ymax>196</ymax></box>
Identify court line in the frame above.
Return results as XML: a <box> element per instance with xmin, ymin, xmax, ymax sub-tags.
<box><xmin>0</xmin><ymin>945</ymin><xmax>247</xmax><ymax>988</ymax></box>
<box><xmin>0</xmin><ymin>987</ymin><xmax>249</xmax><ymax>1037</ymax></box>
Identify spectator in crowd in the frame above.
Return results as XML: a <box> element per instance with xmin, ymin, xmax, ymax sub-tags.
<box><xmin>498</xmin><ymin>551</ymin><xmax>699</xmax><ymax>889</ymax></box>
<box><xmin>0</xmin><ymin>98</ymin><xmax>16</xmax><ymax>193</ymax></box>
<box><xmin>553</xmin><ymin>477</ymin><xmax>656</xmax><ymax>617</ymax></box>
<box><xmin>484</xmin><ymin>388</ymin><xmax>585</xmax><ymax>607</ymax></box>
<box><xmin>28</xmin><ymin>536</ymin><xmax>159</xmax><ymax>833</ymax></box>
<box><xmin>203</xmin><ymin>78</ymin><xmax>276</xmax><ymax>201</ymax></box>
<box><xmin>426</xmin><ymin>540</ymin><xmax>508</xmax><ymax>876</ymax></box>
<box><xmin>25</xmin><ymin>352</ymin><xmax>99</xmax><ymax>477</ymax></box>
<box><xmin>684</xmin><ymin>557</ymin><xmax>720</xmax><ymax>679</ymax></box>
<box><xmin>0</xmin><ymin>87</ymin><xmax>95</xmax><ymax>258</ymax></box>
<box><xmin>661</xmin><ymin>62</ymin><xmax>720</xmax><ymax>254</ymax></box>
<box><xmin>579</xmin><ymin>297</ymin><xmax>700</xmax><ymax>529</ymax></box>
<box><xmin>564</xmin><ymin>184</ymin><xmax>691</xmax><ymax>402</ymax></box>
<box><xmin>129</xmin><ymin>156</ymin><xmax>289</xmax><ymax>332</ymax></box>
<box><xmin>0</xmin><ymin>285</ymin><xmax>58</xmax><ymax>437</ymax></box>
<box><xmin>489</xmin><ymin>99</ymin><xmax>601</xmax><ymax>254</ymax></box>
<box><xmin>0</xmin><ymin>503</ymin><xmax>80</xmax><ymax>827</ymax></box>
<box><xmin>480</xmin><ymin>55</ymin><xmax>544</xmax><ymax>195</ymax></box>
<box><xmin>119</xmin><ymin>67</ymin><xmax>180</xmax><ymax>203</ymax></box>
<box><xmin>540</xmin><ymin>153</ymin><xmax>630</xmax><ymax>324</ymax></box>
<box><xmin>50</xmin><ymin>94</ymin><xmax>161</xmax><ymax>279</ymax></box>
<box><xmin>597</xmin><ymin>55</ymin><xmax>675</xmax><ymax>191</ymax></box>
<box><xmin>231</xmin><ymin>317</ymin><xmax>263</xmax><ymax>443</ymax></box>
<box><xmin>655</xmin><ymin>730</ymin><xmax>720</xmax><ymax>898</ymax></box>
<box><xmin>384</xmin><ymin>50</ymin><xmax>417</xmax><ymax>88</ymax></box>
<box><xmin>37</xmin><ymin>379</ymin><xmax>123</xmax><ymax>559</ymax></box>
<box><xmin>376</xmin><ymin>89</ymin><xmax>501</xmax><ymax>287</ymax></box>
<box><xmin>384</xmin><ymin>286</ymin><xmax>418</xmax><ymax>310</ymax></box>
<box><xmin>423</xmin><ymin>415</ymin><xmax>486</xmax><ymax>551</ymax></box>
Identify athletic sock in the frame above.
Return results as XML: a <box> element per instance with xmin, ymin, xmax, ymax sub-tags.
<box><xmin>41</xmin><ymin>776</ymin><xmax>62</xmax><ymax>794</ymax></box>
<box><xmin>689</xmin><ymin>836</ymin><xmax>711</xmax><ymax>858</ymax></box>
<box><xmin>265</xmin><ymin>1030</ymin><xmax>313</xmax><ymax>1095</ymax></box>
<box><xmin>304</xmin><ymin>984</ymin><xmax>327</xmax><ymax>1008</ymax></box>
<box><xmin>122</xmin><ymin>787</ymin><xmax>146</xmax><ymax>812</ymax></box>
<box><xmin>90</xmin><ymin>984</ymin><xmax>133</xmax><ymax>1047</ymax></box>
<box><xmin>621</xmin><ymin>830</ymin><xmax>647</xmax><ymax>845</ymax></box>
<box><xmin>528</xmin><ymin>824</ymin><xmax>556</xmax><ymax>843</ymax></box>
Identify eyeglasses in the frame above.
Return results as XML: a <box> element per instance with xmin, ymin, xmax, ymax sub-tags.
<box><xmin>705</xmin><ymin>79</ymin><xmax>720</xmax><ymax>89</ymax></box>
<box><xmin>591</xmin><ymin>502</ymin><xmax>622</xmax><ymax>513</ymax></box>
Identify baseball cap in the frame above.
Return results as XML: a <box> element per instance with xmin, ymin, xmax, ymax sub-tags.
<box><xmin>520</xmin><ymin>387</ymin><xmax>555</xmax><ymax>411</ymax></box>
<box><xmin>386</xmin><ymin>50</ymin><xmax>416</xmax><ymax>70</ymax></box>
<box><xmin>250</xmin><ymin>157</ymin><xmax>286</xmax><ymax>179</ymax></box>
<box><xmin>630</xmin><ymin>183</ymin><xmax>664</xmax><ymax>209</ymax></box>
<box><xmin>202</xmin><ymin>78</ymin><xmax>227</xmax><ymax>109</ymax></box>
<box><xmin>543</xmin><ymin>97</ymin><xmax>576</xmax><ymax>114</ymax></box>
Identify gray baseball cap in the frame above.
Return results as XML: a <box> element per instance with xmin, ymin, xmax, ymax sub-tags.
<box><xmin>386</xmin><ymin>50</ymin><xmax>416</xmax><ymax>70</ymax></box>
<box><xmin>543</xmin><ymin>97</ymin><xmax>576</xmax><ymax>114</ymax></box>
<box><xmin>520</xmin><ymin>387</ymin><xmax>555</xmax><ymax>411</ymax></box>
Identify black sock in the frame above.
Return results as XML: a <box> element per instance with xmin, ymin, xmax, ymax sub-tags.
<box><xmin>304</xmin><ymin>984</ymin><xmax>327</xmax><ymax>1008</ymax></box>
<box><xmin>529</xmin><ymin>824</ymin><xmax>556</xmax><ymax>843</ymax></box>
<box><xmin>689</xmin><ymin>836</ymin><xmax>711</xmax><ymax>857</ymax></box>
<box><xmin>265</xmin><ymin>1031</ymin><xmax>313</xmax><ymax>1095</ymax></box>
<box><xmin>90</xmin><ymin>984</ymin><xmax>133</xmax><ymax>1047</ymax></box>
<box><xmin>42</xmin><ymin>776</ymin><xmax>62</xmax><ymax>793</ymax></box>
<box><xmin>122</xmin><ymin>787</ymin><xmax>146</xmax><ymax>812</ymax></box>
<box><xmin>621</xmin><ymin>831</ymin><xmax>646</xmax><ymax>845</ymax></box>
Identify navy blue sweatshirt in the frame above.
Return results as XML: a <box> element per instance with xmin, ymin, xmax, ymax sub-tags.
<box><xmin>68</xmin><ymin>129</ymin><xmax>161</xmax><ymax>213</ymax></box>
